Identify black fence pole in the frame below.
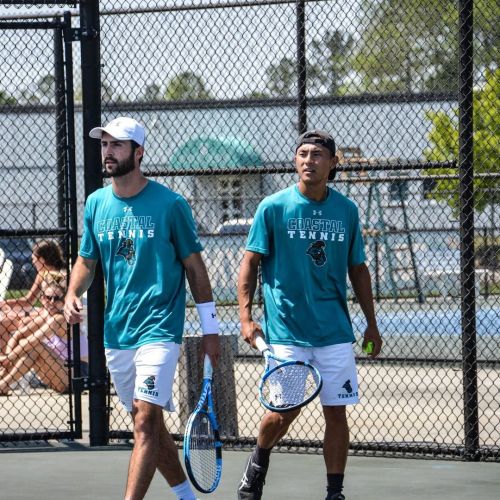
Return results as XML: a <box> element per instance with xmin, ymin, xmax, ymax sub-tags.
<box><xmin>63</xmin><ymin>11</ymin><xmax>83</xmax><ymax>440</ymax></box>
<box><xmin>54</xmin><ymin>24</ymin><xmax>67</xmax><ymax>230</ymax></box>
<box><xmin>458</xmin><ymin>0</ymin><xmax>479</xmax><ymax>461</ymax></box>
<box><xmin>296</xmin><ymin>0</ymin><xmax>307</xmax><ymax>134</ymax></box>
<box><xmin>79</xmin><ymin>0</ymin><xmax>107</xmax><ymax>447</ymax></box>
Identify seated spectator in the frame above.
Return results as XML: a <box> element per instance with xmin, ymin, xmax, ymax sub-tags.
<box><xmin>0</xmin><ymin>239</ymin><xmax>65</xmax><ymax>350</ymax></box>
<box><xmin>0</xmin><ymin>273</ymin><xmax>69</xmax><ymax>395</ymax></box>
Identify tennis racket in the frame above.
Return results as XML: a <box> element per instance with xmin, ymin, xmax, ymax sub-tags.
<box><xmin>183</xmin><ymin>355</ymin><xmax>222</xmax><ymax>493</ymax></box>
<box><xmin>255</xmin><ymin>336</ymin><xmax>323</xmax><ymax>413</ymax></box>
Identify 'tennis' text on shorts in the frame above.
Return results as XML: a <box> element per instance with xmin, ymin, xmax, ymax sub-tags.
<box><xmin>287</xmin><ymin>218</ymin><xmax>345</xmax><ymax>242</ymax></box>
<box><xmin>137</xmin><ymin>387</ymin><xmax>159</xmax><ymax>397</ymax></box>
<box><xmin>96</xmin><ymin>216</ymin><xmax>155</xmax><ymax>242</ymax></box>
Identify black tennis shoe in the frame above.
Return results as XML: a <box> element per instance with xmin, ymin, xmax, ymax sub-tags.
<box><xmin>326</xmin><ymin>492</ymin><xmax>345</xmax><ymax>500</ymax></box>
<box><xmin>237</xmin><ymin>454</ymin><xmax>268</xmax><ymax>500</ymax></box>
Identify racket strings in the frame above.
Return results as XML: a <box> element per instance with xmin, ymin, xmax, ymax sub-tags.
<box><xmin>262</xmin><ymin>363</ymin><xmax>320</xmax><ymax>408</ymax></box>
<box><xmin>187</xmin><ymin>411</ymin><xmax>219</xmax><ymax>490</ymax></box>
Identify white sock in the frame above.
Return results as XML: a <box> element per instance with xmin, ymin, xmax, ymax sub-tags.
<box><xmin>171</xmin><ymin>480</ymin><xmax>196</xmax><ymax>500</ymax></box>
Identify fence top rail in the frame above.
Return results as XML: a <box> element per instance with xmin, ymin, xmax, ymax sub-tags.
<box><xmin>0</xmin><ymin>92</ymin><xmax>459</xmax><ymax>114</ymax></box>
<box><xmin>142</xmin><ymin>161</ymin><xmax>459</xmax><ymax>177</ymax></box>
<box><xmin>0</xmin><ymin>8</ymin><xmax>76</xmax><ymax>21</ymax></box>
<box><xmin>0</xmin><ymin>1</ymin><xmax>75</xmax><ymax>3</ymax></box>
<box><xmin>100</xmin><ymin>0</ymin><xmax>317</xmax><ymax>16</ymax></box>
<box><xmin>0</xmin><ymin>0</ymin><xmax>321</xmax><ymax>20</ymax></box>
<box><xmin>99</xmin><ymin>92</ymin><xmax>457</xmax><ymax>110</ymax></box>
<box><xmin>0</xmin><ymin>160</ymin><xmax>459</xmax><ymax>173</ymax></box>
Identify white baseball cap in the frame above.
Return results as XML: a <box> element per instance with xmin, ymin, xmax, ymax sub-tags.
<box><xmin>89</xmin><ymin>117</ymin><xmax>145</xmax><ymax>146</ymax></box>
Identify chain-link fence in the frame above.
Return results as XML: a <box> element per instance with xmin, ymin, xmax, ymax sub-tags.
<box><xmin>0</xmin><ymin>0</ymin><xmax>498</xmax><ymax>460</ymax></box>
<box><xmin>0</xmin><ymin>5</ymin><xmax>83</xmax><ymax>441</ymax></box>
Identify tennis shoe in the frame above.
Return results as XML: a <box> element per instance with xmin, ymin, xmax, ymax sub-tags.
<box><xmin>326</xmin><ymin>493</ymin><xmax>345</xmax><ymax>500</ymax></box>
<box><xmin>237</xmin><ymin>454</ymin><xmax>268</xmax><ymax>500</ymax></box>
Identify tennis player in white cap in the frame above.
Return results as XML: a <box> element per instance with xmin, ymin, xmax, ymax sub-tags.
<box><xmin>65</xmin><ymin>116</ymin><xmax>220</xmax><ymax>500</ymax></box>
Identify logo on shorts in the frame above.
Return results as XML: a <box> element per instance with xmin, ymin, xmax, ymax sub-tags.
<box><xmin>306</xmin><ymin>240</ymin><xmax>327</xmax><ymax>267</ymax></box>
<box><xmin>116</xmin><ymin>238</ymin><xmax>136</xmax><ymax>265</ymax></box>
<box><xmin>342</xmin><ymin>379</ymin><xmax>353</xmax><ymax>393</ymax></box>
<box><xmin>137</xmin><ymin>375</ymin><xmax>159</xmax><ymax>397</ymax></box>
<box><xmin>338</xmin><ymin>379</ymin><xmax>358</xmax><ymax>399</ymax></box>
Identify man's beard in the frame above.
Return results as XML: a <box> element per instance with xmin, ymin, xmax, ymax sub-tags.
<box><xmin>102</xmin><ymin>152</ymin><xmax>135</xmax><ymax>178</ymax></box>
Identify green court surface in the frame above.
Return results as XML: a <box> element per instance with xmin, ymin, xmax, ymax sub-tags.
<box><xmin>0</xmin><ymin>445</ymin><xmax>498</xmax><ymax>499</ymax></box>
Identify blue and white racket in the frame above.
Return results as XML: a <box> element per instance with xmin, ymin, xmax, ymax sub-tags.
<box><xmin>183</xmin><ymin>355</ymin><xmax>222</xmax><ymax>493</ymax></box>
<box><xmin>255</xmin><ymin>336</ymin><xmax>323</xmax><ymax>413</ymax></box>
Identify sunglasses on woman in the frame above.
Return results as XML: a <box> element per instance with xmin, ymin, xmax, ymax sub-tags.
<box><xmin>43</xmin><ymin>294</ymin><xmax>64</xmax><ymax>303</ymax></box>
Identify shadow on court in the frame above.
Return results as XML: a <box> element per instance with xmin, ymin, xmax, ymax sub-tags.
<box><xmin>0</xmin><ymin>444</ymin><xmax>498</xmax><ymax>499</ymax></box>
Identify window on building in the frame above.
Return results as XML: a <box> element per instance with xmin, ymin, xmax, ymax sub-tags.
<box><xmin>388</xmin><ymin>179</ymin><xmax>409</xmax><ymax>203</ymax></box>
<box><xmin>218</xmin><ymin>177</ymin><xmax>243</xmax><ymax>222</ymax></box>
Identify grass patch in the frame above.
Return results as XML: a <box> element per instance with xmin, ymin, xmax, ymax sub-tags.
<box><xmin>4</xmin><ymin>289</ymin><xmax>28</xmax><ymax>300</ymax></box>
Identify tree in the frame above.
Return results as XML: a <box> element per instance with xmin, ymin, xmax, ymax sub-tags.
<box><xmin>37</xmin><ymin>74</ymin><xmax>56</xmax><ymax>103</ymax></box>
<box><xmin>264</xmin><ymin>30</ymin><xmax>354</xmax><ymax>98</ymax></box>
<box><xmin>424</xmin><ymin>69</ymin><xmax>499</xmax><ymax>213</ymax></box>
<box><xmin>164</xmin><ymin>72</ymin><xmax>211</xmax><ymax>101</ymax></box>
<box><xmin>102</xmin><ymin>81</ymin><xmax>117</xmax><ymax>102</ymax></box>
<box><xmin>0</xmin><ymin>90</ymin><xmax>16</xmax><ymax>105</ymax></box>
<box><xmin>16</xmin><ymin>74</ymin><xmax>55</xmax><ymax>105</ymax></box>
<box><xmin>265</xmin><ymin>57</ymin><xmax>297</xmax><ymax>97</ymax></box>
<box><xmin>352</xmin><ymin>0</ymin><xmax>498</xmax><ymax>94</ymax></box>
<box><xmin>353</xmin><ymin>0</ymin><xmax>456</xmax><ymax>93</ymax></box>
<box><xmin>309</xmin><ymin>29</ymin><xmax>354</xmax><ymax>95</ymax></box>
<box><xmin>72</xmin><ymin>80</ymin><xmax>117</xmax><ymax>103</ymax></box>
<box><xmin>143</xmin><ymin>83</ymin><xmax>162</xmax><ymax>102</ymax></box>
<box><xmin>244</xmin><ymin>90</ymin><xmax>269</xmax><ymax>99</ymax></box>
<box><xmin>18</xmin><ymin>87</ymin><xmax>40</xmax><ymax>105</ymax></box>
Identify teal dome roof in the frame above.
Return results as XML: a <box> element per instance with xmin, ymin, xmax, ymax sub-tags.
<box><xmin>169</xmin><ymin>136</ymin><xmax>263</xmax><ymax>171</ymax></box>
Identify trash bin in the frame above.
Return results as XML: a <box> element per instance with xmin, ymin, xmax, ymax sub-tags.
<box><xmin>178</xmin><ymin>335</ymin><xmax>238</xmax><ymax>438</ymax></box>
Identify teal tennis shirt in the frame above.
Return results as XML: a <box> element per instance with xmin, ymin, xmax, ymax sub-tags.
<box><xmin>79</xmin><ymin>180</ymin><xmax>203</xmax><ymax>349</ymax></box>
<box><xmin>246</xmin><ymin>184</ymin><xmax>365</xmax><ymax>347</ymax></box>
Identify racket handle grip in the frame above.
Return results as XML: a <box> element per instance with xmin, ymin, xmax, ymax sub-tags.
<box><xmin>254</xmin><ymin>335</ymin><xmax>268</xmax><ymax>353</ymax></box>
<box><xmin>203</xmin><ymin>354</ymin><xmax>213</xmax><ymax>379</ymax></box>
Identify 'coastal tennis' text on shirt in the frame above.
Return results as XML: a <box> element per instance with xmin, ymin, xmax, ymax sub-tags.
<box><xmin>287</xmin><ymin>217</ymin><xmax>345</xmax><ymax>242</ymax></box>
<box><xmin>96</xmin><ymin>215</ymin><xmax>155</xmax><ymax>241</ymax></box>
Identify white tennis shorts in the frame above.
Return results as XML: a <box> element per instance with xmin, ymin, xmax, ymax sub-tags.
<box><xmin>270</xmin><ymin>342</ymin><xmax>359</xmax><ymax>406</ymax></box>
<box><xmin>105</xmin><ymin>341</ymin><xmax>180</xmax><ymax>412</ymax></box>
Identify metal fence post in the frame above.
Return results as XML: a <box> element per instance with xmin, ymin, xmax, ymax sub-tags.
<box><xmin>296</xmin><ymin>0</ymin><xmax>307</xmax><ymax>134</ymax></box>
<box><xmin>63</xmin><ymin>10</ymin><xmax>83</xmax><ymax>440</ymax></box>
<box><xmin>54</xmin><ymin>24</ymin><xmax>67</xmax><ymax>230</ymax></box>
<box><xmin>458</xmin><ymin>0</ymin><xmax>479</xmax><ymax>461</ymax></box>
<box><xmin>79</xmin><ymin>0</ymin><xmax>107</xmax><ymax>447</ymax></box>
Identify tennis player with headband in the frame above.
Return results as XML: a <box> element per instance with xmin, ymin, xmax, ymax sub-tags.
<box><xmin>64</xmin><ymin>117</ymin><xmax>220</xmax><ymax>500</ymax></box>
<box><xmin>237</xmin><ymin>130</ymin><xmax>382</xmax><ymax>500</ymax></box>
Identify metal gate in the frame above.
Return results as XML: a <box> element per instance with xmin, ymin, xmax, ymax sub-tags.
<box><xmin>0</xmin><ymin>11</ymin><xmax>83</xmax><ymax>441</ymax></box>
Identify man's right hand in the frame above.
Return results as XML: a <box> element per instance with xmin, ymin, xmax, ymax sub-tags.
<box><xmin>64</xmin><ymin>294</ymin><xmax>83</xmax><ymax>324</ymax></box>
<box><xmin>240</xmin><ymin>320</ymin><xmax>264</xmax><ymax>349</ymax></box>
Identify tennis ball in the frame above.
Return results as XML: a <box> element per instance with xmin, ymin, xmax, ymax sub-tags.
<box><xmin>363</xmin><ymin>341</ymin><xmax>374</xmax><ymax>354</ymax></box>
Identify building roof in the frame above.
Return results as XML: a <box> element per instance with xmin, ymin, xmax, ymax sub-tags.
<box><xmin>169</xmin><ymin>136</ymin><xmax>263</xmax><ymax>171</ymax></box>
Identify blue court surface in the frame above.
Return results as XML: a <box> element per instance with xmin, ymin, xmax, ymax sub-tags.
<box><xmin>0</xmin><ymin>444</ymin><xmax>498</xmax><ymax>499</ymax></box>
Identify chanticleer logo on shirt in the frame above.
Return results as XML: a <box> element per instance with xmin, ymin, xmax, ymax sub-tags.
<box><xmin>338</xmin><ymin>379</ymin><xmax>358</xmax><ymax>399</ymax></box>
<box><xmin>306</xmin><ymin>240</ymin><xmax>327</xmax><ymax>266</ymax></box>
<box><xmin>137</xmin><ymin>376</ymin><xmax>159</xmax><ymax>397</ymax></box>
<box><xmin>116</xmin><ymin>238</ymin><xmax>136</xmax><ymax>265</ymax></box>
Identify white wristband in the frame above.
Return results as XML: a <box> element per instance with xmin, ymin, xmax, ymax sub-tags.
<box><xmin>195</xmin><ymin>302</ymin><xmax>220</xmax><ymax>335</ymax></box>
